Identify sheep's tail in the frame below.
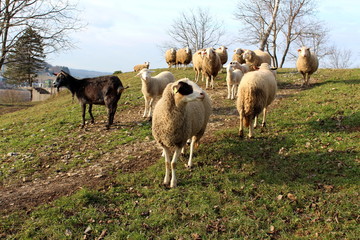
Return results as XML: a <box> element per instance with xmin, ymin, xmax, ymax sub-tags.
<box><xmin>243</xmin><ymin>87</ymin><xmax>265</xmax><ymax>127</ymax></box>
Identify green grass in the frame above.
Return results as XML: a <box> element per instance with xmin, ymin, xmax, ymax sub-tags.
<box><xmin>0</xmin><ymin>68</ymin><xmax>359</xmax><ymax>239</ymax></box>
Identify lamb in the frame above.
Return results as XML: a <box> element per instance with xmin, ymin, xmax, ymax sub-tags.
<box><xmin>232</xmin><ymin>48</ymin><xmax>246</xmax><ymax>64</ymax></box>
<box><xmin>296</xmin><ymin>46</ymin><xmax>319</xmax><ymax>86</ymax></box>
<box><xmin>202</xmin><ymin>47</ymin><xmax>222</xmax><ymax>89</ymax></box>
<box><xmin>176</xmin><ymin>47</ymin><xmax>192</xmax><ymax>68</ymax></box>
<box><xmin>53</xmin><ymin>70</ymin><xmax>126</xmax><ymax>129</ymax></box>
<box><xmin>192</xmin><ymin>48</ymin><xmax>205</xmax><ymax>82</ymax></box>
<box><xmin>229</xmin><ymin>61</ymin><xmax>250</xmax><ymax>74</ymax></box>
<box><xmin>236</xmin><ymin>63</ymin><xmax>277</xmax><ymax>138</ymax></box>
<box><xmin>165</xmin><ymin>48</ymin><xmax>177</xmax><ymax>68</ymax></box>
<box><xmin>215</xmin><ymin>46</ymin><xmax>228</xmax><ymax>66</ymax></box>
<box><xmin>242</xmin><ymin>49</ymin><xmax>271</xmax><ymax>70</ymax></box>
<box><xmin>226</xmin><ymin>63</ymin><xmax>244</xmax><ymax>99</ymax></box>
<box><xmin>133</xmin><ymin>61</ymin><xmax>150</xmax><ymax>72</ymax></box>
<box><xmin>136</xmin><ymin>68</ymin><xmax>175</xmax><ymax>118</ymax></box>
<box><xmin>152</xmin><ymin>78</ymin><xmax>211</xmax><ymax>188</ymax></box>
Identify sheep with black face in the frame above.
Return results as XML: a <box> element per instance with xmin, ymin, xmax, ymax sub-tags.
<box><xmin>53</xmin><ymin>70</ymin><xmax>126</xmax><ymax>129</ymax></box>
<box><xmin>152</xmin><ymin>78</ymin><xmax>212</xmax><ymax>188</ymax></box>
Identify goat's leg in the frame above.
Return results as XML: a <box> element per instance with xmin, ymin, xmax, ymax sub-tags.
<box><xmin>163</xmin><ymin>147</ymin><xmax>171</xmax><ymax>186</ymax></box>
<box><xmin>170</xmin><ymin>147</ymin><xmax>181</xmax><ymax>188</ymax></box>
<box><xmin>88</xmin><ymin>104</ymin><xmax>94</xmax><ymax>124</ymax></box>
<box><xmin>81</xmin><ymin>104</ymin><xmax>86</xmax><ymax>128</ymax></box>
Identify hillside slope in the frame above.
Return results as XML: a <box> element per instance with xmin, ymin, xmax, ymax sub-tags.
<box><xmin>0</xmin><ymin>68</ymin><xmax>359</xmax><ymax>239</ymax></box>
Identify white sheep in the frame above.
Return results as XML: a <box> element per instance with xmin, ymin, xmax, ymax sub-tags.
<box><xmin>152</xmin><ymin>78</ymin><xmax>212</xmax><ymax>188</ymax></box>
<box><xmin>236</xmin><ymin>63</ymin><xmax>277</xmax><ymax>138</ymax></box>
<box><xmin>226</xmin><ymin>63</ymin><xmax>244</xmax><ymax>99</ymax></box>
<box><xmin>176</xmin><ymin>47</ymin><xmax>192</xmax><ymax>69</ymax></box>
<box><xmin>232</xmin><ymin>48</ymin><xmax>246</xmax><ymax>64</ymax></box>
<box><xmin>133</xmin><ymin>61</ymin><xmax>150</xmax><ymax>72</ymax></box>
<box><xmin>202</xmin><ymin>47</ymin><xmax>222</xmax><ymax>89</ymax></box>
<box><xmin>192</xmin><ymin>48</ymin><xmax>205</xmax><ymax>82</ymax></box>
<box><xmin>242</xmin><ymin>49</ymin><xmax>271</xmax><ymax>70</ymax></box>
<box><xmin>165</xmin><ymin>48</ymin><xmax>177</xmax><ymax>68</ymax></box>
<box><xmin>215</xmin><ymin>46</ymin><xmax>228</xmax><ymax>66</ymax></box>
<box><xmin>136</xmin><ymin>68</ymin><xmax>175</xmax><ymax>118</ymax></box>
<box><xmin>296</xmin><ymin>46</ymin><xmax>319</xmax><ymax>86</ymax></box>
<box><xmin>229</xmin><ymin>61</ymin><xmax>250</xmax><ymax>74</ymax></box>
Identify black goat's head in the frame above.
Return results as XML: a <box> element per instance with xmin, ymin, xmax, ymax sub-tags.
<box><xmin>53</xmin><ymin>70</ymin><xmax>71</xmax><ymax>90</ymax></box>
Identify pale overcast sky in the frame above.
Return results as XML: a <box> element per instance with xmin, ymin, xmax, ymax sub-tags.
<box><xmin>47</xmin><ymin>0</ymin><xmax>360</xmax><ymax>73</ymax></box>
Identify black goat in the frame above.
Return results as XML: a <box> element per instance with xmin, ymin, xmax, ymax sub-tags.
<box><xmin>53</xmin><ymin>70</ymin><xmax>126</xmax><ymax>129</ymax></box>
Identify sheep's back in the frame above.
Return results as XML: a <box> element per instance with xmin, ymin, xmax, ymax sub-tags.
<box><xmin>254</xmin><ymin>50</ymin><xmax>272</xmax><ymax>65</ymax></box>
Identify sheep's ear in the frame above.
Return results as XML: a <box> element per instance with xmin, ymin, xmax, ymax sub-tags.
<box><xmin>297</xmin><ymin>49</ymin><xmax>301</xmax><ymax>52</ymax></box>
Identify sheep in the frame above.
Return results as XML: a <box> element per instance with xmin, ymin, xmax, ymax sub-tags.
<box><xmin>202</xmin><ymin>47</ymin><xmax>222</xmax><ymax>89</ymax></box>
<box><xmin>165</xmin><ymin>48</ymin><xmax>177</xmax><ymax>68</ymax></box>
<box><xmin>176</xmin><ymin>47</ymin><xmax>192</xmax><ymax>69</ymax></box>
<box><xmin>152</xmin><ymin>78</ymin><xmax>211</xmax><ymax>188</ymax></box>
<box><xmin>236</xmin><ymin>63</ymin><xmax>277</xmax><ymax>138</ymax></box>
<box><xmin>296</xmin><ymin>46</ymin><xmax>319</xmax><ymax>86</ymax></box>
<box><xmin>133</xmin><ymin>61</ymin><xmax>150</xmax><ymax>72</ymax></box>
<box><xmin>232</xmin><ymin>48</ymin><xmax>246</xmax><ymax>64</ymax></box>
<box><xmin>242</xmin><ymin>49</ymin><xmax>271</xmax><ymax>70</ymax></box>
<box><xmin>226</xmin><ymin>63</ymin><xmax>244</xmax><ymax>100</ymax></box>
<box><xmin>53</xmin><ymin>70</ymin><xmax>126</xmax><ymax>129</ymax></box>
<box><xmin>136</xmin><ymin>68</ymin><xmax>175</xmax><ymax>118</ymax></box>
<box><xmin>229</xmin><ymin>61</ymin><xmax>250</xmax><ymax>74</ymax></box>
<box><xmin>192</xmin><ymin>48</ymin><xmax>206</xmax><ymax>82</ymax></box>
<box><xmin>215</xmin><ymin>46</ymin><xmax>228</xmax><ymax>66</ymax></box>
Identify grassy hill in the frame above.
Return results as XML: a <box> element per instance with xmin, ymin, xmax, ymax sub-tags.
<box><xmin>0</xmin><ymin>68</ymin><xmax>359</xmax><ymax>239</ymax></box>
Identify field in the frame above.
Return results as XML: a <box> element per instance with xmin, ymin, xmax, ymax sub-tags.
<box><xmin>0</xmin><ymin>68</ymin><xmax>359</xmax><ymax>239</ymax></box>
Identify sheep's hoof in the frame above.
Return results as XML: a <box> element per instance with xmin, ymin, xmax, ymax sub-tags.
<box><xmin>239</xmin><ymin>131</ymin><xmax>244</xmax><ymax>138</ymax></box>
<box><xmin>185</xmin><ymin>164</ymin><xmax>193</xmax><ymax>170</ymax></box>
<box><xmin>105</xmin><ymin>125</ymin><xmax>110</xmax><ymax>130</ymax></box>
<box><xmin>248</xmin><ymin>135</ymin><xmax>254</xmax><ymax>139</ymax></box>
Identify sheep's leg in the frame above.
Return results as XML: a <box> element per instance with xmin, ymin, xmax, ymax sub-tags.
<box><xmin>186</xmin><ymin>136</ymin><xmax>196</xmax><ymax>168</ymax></box>
<box><xmin>248</xmin><ymin>118</ymin><xmax>255</xmax><ymax>138</ymax></box>
<box><xmin>194</xmin><ymin>71</ymin><xmax>198</xmax><ymax>82</ymax></box>
<box><xmin>227</xmin><ymin>83</ymin><xmax>231</xmax><ymax>99</ymax></box>
<box><xmin>88</xmin><ymin>104</ymin><xmax>94</xmax><ymax>124</ymax></box>
<box><xmin>239</xmin><ymin>110</ymin><xmax>244</xmax><ymax>137</ymax></box>
<box><xmin>143</xmin><ymin>96</ymin><xmax>150</xmax><ymax>118</ymax></box>
<box><xmin>81</xmin><ymin>104</ymin><xmax>86</xmax><ymax>128</ymax></box>
<box><xmin>170</xmin><ymin>147</ymin><xmax>181</xmax><ymax>188</ymax></box>
<box><xmin>306</xmin><ymin>73</ymin><xmax>310</xmax><ymax>85</ymax></box>
<box><xmin>211</xmin><ymin>76</ymin><xmax>215</xmax><ymax>89</ymax></box>
<box><xmin>253</xmin><ymin>115</ymin><xmax>258</xmax><ymax>129</ymax></box>
<box><xmin>205</xmin><ymin>76</ymin><xmax>209</xmax><ymax>89</ymax></box>
<box><xmin>163</xmin><ymin>147</ymin><xmax>171</xmax><ymax>186</ymax></box>
<box><xmin>231</xmin><ymin>84</ymin><xmax>236</xmax><ymax>100</ymax></box>
<box><xmin>261</xmin><ymin>107</ymin><xmax>267</xmax><ymax>128</ymax></box>
<box><xmin>147</xmin><ymin>98</ymin><xmax>154</xmax><ymax>118</ymax></box>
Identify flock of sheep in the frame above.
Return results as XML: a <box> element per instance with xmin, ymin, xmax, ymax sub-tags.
<box><xmin>54</xmin><ymin>45</ymin><xmax>319</xmax><ymax>188</ymax></box>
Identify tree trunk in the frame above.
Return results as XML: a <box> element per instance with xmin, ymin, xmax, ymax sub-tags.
<box><xmin>259</xmin><ymin>0</ymin><xmax>280</xmax><ymax>51</ymax></box>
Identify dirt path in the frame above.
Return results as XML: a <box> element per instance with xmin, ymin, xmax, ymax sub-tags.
<box><xmin>0</xmin><ymin>83</ymin><xmax>301</xmax><ymax>215</ymax></box>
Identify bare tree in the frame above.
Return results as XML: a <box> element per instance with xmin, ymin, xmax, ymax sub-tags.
<box><xmin>327</xmin><ymin>45</ymin><xmax>353</xmax><ymax>69</ymax></box>
<box><xmin>166</xmin><ymin>8</ymin><xmax>226</xmax><ymax>52</ymax></box>
<box><xmin>234</xmin><ymin>0</ymin><xmax>327</xmax><ymax>68</ymax></box>
<box><xmin>0</xmin><ymin>0</ymin><xmax>83</xmax><ymax>70</ymax></box>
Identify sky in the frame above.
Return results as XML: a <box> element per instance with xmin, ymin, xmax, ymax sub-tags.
<box><xmin>47</xmin><ymin>0</ymin><xmax>360</xmax><ymax>73</ymax></box>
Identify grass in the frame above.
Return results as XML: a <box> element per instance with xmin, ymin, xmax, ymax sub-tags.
<box><xmin>0</xmin><ymin>68</ymin><xmax>359</xmax><ymax>239</ymax></box>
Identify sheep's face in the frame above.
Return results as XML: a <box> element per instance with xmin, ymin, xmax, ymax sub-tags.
<box><xmin>203</xmin><ymin>48</ymin><xmax>215</xmax><ymax>59</ymax></box>
<box><xmin>173</xmin><ymin>78</ymin><xmax>205</xmax><ymax>103</ymax></box>
<box><xmin>242</xmin><ymin>50</ymin><xmax>252</xmax><ymax>60</ymax></box>
<box><xmin>298</xmin><ymin>47</ymin><xmax>310</xmax><ymax>57</ymax></box>
<box><xmin>136</xmin><ymin>69</ymin><xmax>153</xmax><ymax>81</ymax></box>
<box><xmin>234</xmin><ymin>48</ymin><xmax>244</xmax><ymax>54</ymax></box>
